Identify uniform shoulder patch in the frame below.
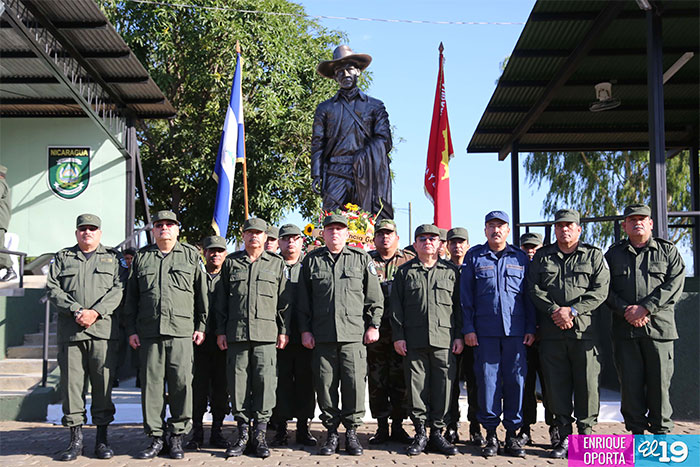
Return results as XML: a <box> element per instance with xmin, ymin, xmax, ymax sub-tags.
<box><xmin>367</xmin><ymin>261</ymin><xmax>377</xmax><ymax>276</ymax></box>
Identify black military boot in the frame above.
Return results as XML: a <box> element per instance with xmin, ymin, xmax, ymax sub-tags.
<box><xmin>185</xmin><ymin>421</ymin><xmax>203</xmax><ymax>450</ymax></box>
<box><xmin>406</xmin><ymin>422</ymin><xmax>428</xmax><ymax>456</ymax></box>
<box><xmin>345</xmin><ymin>428</ymin><xmax>363</xmax><ymax>456</ymax></box>
<box><xmin>368</xmin><ymin>417</ymin><xmax>389</xmax><ymax>444</ymax></box>
<box><xmin>59</xmin><ymin>425</ymin><xmax>83</xmax><ymax>461</ymax></box>
<box><xmin>169</xmin><ymin>434</ymin><xmax>184</xmax><ymax>459</ymax></box>
<box><xmin>517</xmin><ymin>424</ymin><xmax>532</xmax><ymax>446</ymax></box>
<box><xmin>296</xmin><ymin>419</ymin><xmax>317</xmax><ymax>446</ymax></box>
<box><xmin>225</xmin><ymin>422</ymin><xmax>249</xmax><ymax>457</ymax></box>
<box><xmin>252</xmin><ymin>423</ymin><xmax>270</xmax><ymax>459</ymax></box>
<box><xmin>95</xmin><ymin>425</ymin><xmax>114</xmax><ymax>459</ymax></box>
<box><xmin>318</xmin><ymin>429</ymin><xmax>339</xmax><ymax>455</ymax></box>
<box><xmin>550</xmin><ymin>437</ymin><xmax>569</xmax><ymax>459</ymax></box>
<box><xmin>271</xmin><ymin>421</ymin><xmax>288</xmax><ymax>446</ymax></box>
<box><xmin>390</xmin><ymin>419</ymin><xmax>413</xmax><ymax>444</ymax></box>
<box><xmin>549</xmin><ymin>425</ymin><xmax>561</xmax><ymax>448</ymax></box>
<box><xmin>209</xmin><ymin>418</ymin><xmax>230</xmax><ymax>449</ymax></box>
<box><xmin>469</xmin><ymin>422</ymin><xmax>486</xmax><ymax>447</ymax></box>
<box><xmin>481</xmin><ymin>430</ymin><xmax>498</xmax><ymax>457</ymax></box>
<box><xmin>505</xmin><ymin>430</ymin><xmax>526</xmax><ymax>458</ymax></box>
<box><xmin>136</xmin><ymin>436</ymin><xmax>163</xmax><ymax>459</ymax></box>
<box><xmin>444</xmin><ymin>423</ymin><xmax>459</xmax><ymax>444</ymax></box>
<box><xmin>428</xmin><ymin>428</ymin><xmax>458</xmax><ymax>456</ymax></box>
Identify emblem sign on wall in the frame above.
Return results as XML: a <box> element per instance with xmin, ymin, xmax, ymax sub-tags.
<box><xmin>47</xmin><ymin>147</ymin><xmax>90</xmax><ymax>199</ymax></box>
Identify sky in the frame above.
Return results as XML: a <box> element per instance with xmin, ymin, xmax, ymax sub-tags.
<box><xmin>278</xmin><ymin>0</ymin><xmax>547</xmax><ymax>247</ymax></box>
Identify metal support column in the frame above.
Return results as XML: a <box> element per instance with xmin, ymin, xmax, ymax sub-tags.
<box><xmin>511</xmin><ymin>142</ymin><xmax>521</xmax><ymax>246</ymax></box>
<box><xmin>646</xmin><ymin>8</ymin><xmax>669</xmax><ymax>239</ymax></box>
<box><xmin>125</xmin><ymin>121</ymin><xmax>136</xmax><ymax>246</ymax></box>
<box><xmin>691</xmin><ymin>144</ymin><xmax>699</xmax><ymax>276</ymax></box>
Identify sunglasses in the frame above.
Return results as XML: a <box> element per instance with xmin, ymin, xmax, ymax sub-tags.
<box><xmin>78</xmin><ymin>226</ymin><xmax>98</xmax><ymax>232</ymax></box>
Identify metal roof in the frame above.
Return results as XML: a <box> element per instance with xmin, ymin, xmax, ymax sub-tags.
<box><xmin>0</xmin><ymin>0</ymin><xmax>176</xmax><ymax>119</ymax></box>
<box><xmin>467</xmin><ymin>0</ymin><xmax>699</xmax><ymax>159</ymax></box>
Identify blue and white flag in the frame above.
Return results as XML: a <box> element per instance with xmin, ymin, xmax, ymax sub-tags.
<box><xmin>212</xmin><ymin>52</ymin><xmax>245</xmax><ymax>237</ymax></box>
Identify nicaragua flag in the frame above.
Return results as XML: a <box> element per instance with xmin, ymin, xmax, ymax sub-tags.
<box><xmin>212</xmin><ymin>52</ymin><xmax>245</xmax><ymax>237</ymax></box>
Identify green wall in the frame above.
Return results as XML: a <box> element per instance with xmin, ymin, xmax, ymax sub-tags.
<box><xmin>0</xmin><ymin>118</ymin><xmax>126</xmax><ymax>256</ymax></box>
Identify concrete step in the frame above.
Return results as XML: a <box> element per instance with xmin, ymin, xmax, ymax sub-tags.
<box><xmin>0</xmin><ymin>359</ymin><xmax>57</xmax><ymax>374</ymax></box>
<box><xmin>6</xmin><ymin>345</ymin><xmax>58</xmax><ymax>359</ymax></box>
<box><xmin>38</xmin><ymin>322</ymin><xmax>57</xmax><ymax>333</ymax></box>
<box><xmin>23</xmin><ymin>332</ymin><xmax>57</xmax><ymax>346</ymax></box>
<box><xmin>0</xmin><ymin>375</ymin><xmax>41</xmax><ymax>391</ymax></box>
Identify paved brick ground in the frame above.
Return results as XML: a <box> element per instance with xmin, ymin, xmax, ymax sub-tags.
<box><xmin>1</xmin><ymin>421</ymin><xmax>699</xmax><ymax>466</ymax></box>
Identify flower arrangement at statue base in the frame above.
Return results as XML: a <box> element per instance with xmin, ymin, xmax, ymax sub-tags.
<box><xmin>303</xmin><ymin>203</ymin><xmax>377</xmax><ymax>252</ymax></box>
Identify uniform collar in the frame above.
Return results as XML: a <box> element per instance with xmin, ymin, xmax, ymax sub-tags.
<box><xmin>71</xmin><ymin>243</ymin><xmax>105</xmax><ymax>260</ymax></box>
<box><xmin>624</xmin><ymin>237</ymin><xmax>658</xmax><ymax>253</ymax></box>
<box><xmin>332</xmin><ymin>88</ymin><xmax>368</xmax><ymax>103</ymax></box>
<box><xmin>477</xmin><ymin>242</ymin><xmax>517</xmax><ymax>257</ymax></box>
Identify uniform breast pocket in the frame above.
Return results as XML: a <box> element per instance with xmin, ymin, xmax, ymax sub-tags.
<box><xmin>256</xmin><ymin>272</ymin><xmax>278</xmax><ymax>320</ymax></box>
<box><xmin>435</xmin><ymin>280</ymin><xmax>453</xmax><ymax>305</ymax></box>
<box><xmin>540</xmin><ymin>265</ymin><xmax>558</xmax><ymax>287</ymax></box>
<box><xmin>475</xmin><ymin>267</ymin><xmax>496</xmax><ymax>295</ymax></box>
<box><xmin>170</xmin><ymin>264</ymin><xmax>194</xmax><ymax>291</ymax></box>
<box><xmin>94</xmin><ymin>262</ymin><xmax>115</xmax><ymax>291</ymax></box>
<box><xmin>505</xmin><ymin>265</ymin><xmax>525</xmax><ymax>293</ymax></box>
<box><xmin>311</xmin><ymin>272</ymin><xmax>332</xmax><ymax>299</ymax></box>
<box><xmin>342</xmin><ymin>268</ymin><xmax>363</xmax><ymax>292</ymax></box>
<box><xmin>571</xmin><ymin>263</ymin><xmax>592</xmax><ymax>288</ymax></box>
<box><xmin>137</xmin><ymin>268</ymin><xmax>157</xmax><ymax>290</ymax></box>
<box><xmin>229</xmin><ymin>272</ymin><xmax>248</xmax><ymax>298</ymax></box>
<box><xmin>59</xmin><ymin>267</ymin><xmax>80</xmax><ymax>293</ymax></box>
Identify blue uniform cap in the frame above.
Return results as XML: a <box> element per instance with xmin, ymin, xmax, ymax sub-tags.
<box><xmin>485</xmin><ymin>210</ymin><xmax>509</xmax><ymax>224</ymax></box>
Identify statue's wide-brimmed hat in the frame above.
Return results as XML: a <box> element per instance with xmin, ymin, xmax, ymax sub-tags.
<box><xmin>317</xmin><ymin>45</ymin><xmax>372</xmax><ymax>79</ymax></box>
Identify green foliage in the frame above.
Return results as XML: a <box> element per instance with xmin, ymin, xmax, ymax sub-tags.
<box><xmin>98</xmin><ymin>0</ymin><xmax>346</xmax><ymax>243</ymax></box>
<box><xmin>524</xmin><ymin>150</ymin><xmax>693</xmax><ymax>246</ymax></box>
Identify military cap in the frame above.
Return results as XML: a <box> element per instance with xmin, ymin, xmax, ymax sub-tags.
<box><xmin>76</xmin><ymin>213</ymin><xmax>101</xmax><ymax>229</ymax></box>
<box><xmin>323</xmin><ymin>213</ymin><xmax>348</xmax><ymax>228</ymax></box>
<box><xmin>203</xmin><ymin>235</ymin><xmax>227</xmax><ymax>250</ymax></box>
<box><xmin>0</xmin><ymin>165</ymin><xmax>7</xmax><ymax>176</ymax></box>
<box><xmin>266</xmin><ymin>225</ymin><xmax>279</xmax><ymax>239</ymax></box>
<box><xmin>375</xmin><ymin>219</ymin><xmax>397</xmax><ymax>233</ymax></box>
<box><xmin>415</xmin><ymin>224</ymin><xmax>440</xmax><ymax>238</ymax></box>
<box><xmin>447</xmin><ymin>227</ymin><xmax>469</xmax><ymax>242</ymax></box>
<box><xmin>623</xmin><ymin>203</ymin><xmax>651</xmax><ymax>218</ymax></box>
<box><xmin>243</xmin><ymin>217</ymin><xmax>268</xmax><ymax>232</ymax></box>
<box><xmin>152</xmin><ymin>210</ymin><xmax>179</xmax><ymax>224</ymax></box>
<box><xmin>122</xmin><ymin>247</ymin><xmax>137</xmax><ymax>256</ymax></box>
<box><xmin>438</xmin><ymin>228</ymin><xmax>448</xmax><ymax>242</ymax></box>
<box><xmin>554</xmin><ymin>208</ymin><xmax>580</xmax><ymax>224</ymax></box>
<box><xmin>485</xmin><ymin>210</ymin><xmax>509</xmax><ymax>224</ymax></box>
<box><xmin>279</xmin><ymin>223</ymin><xmax>302</xmax><ymax>237</ymax></box>
<box><xmin>520</xmin><ymin>232</ymin><xmax>543</xmax><ymax>247</ymax></box>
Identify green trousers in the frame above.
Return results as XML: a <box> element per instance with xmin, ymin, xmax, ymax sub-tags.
<box><xmin>271</xmin><ymin>343</ymin><xmax>316</xmax><ymax>423</ymax></box>
<box><xmin>539</xmin><ymin>339</ymin><xmax>600</xmax><ymax>435</ymax></box>
<box><xmin>367</xmin><ymin>323</ymin><xmax>408</xmax><ymax>421</ymax></box>
<box><xmin>404</xmin><ymin>347</ymin><xmax>454</xmax><ymax>429</ymax></box>
<box><xmin>613</xmin><ymin>337</ymin><xmax>674</xmax><ymax>434</ymax></box>
<box><xmin>140</xmin><ymin>337</ymin><xmax>193</xmax><ymax>437</ymax></box>
<box><xmin>226</xmin><ymin>341</ymin><xmax>277</xmax><ymax>424</ymax></box>
<box><xmin>192</xmin><ymin>334</ymin><xmax>229</xmax><ymax>423</ymax></box>
<box><xmin>0</xmin><ymin>228</ymin><xmax>10</xmax><ymax>270</ymax></box>
<box><xmin>313</xmin><ymin>342</ymin><xmax>367</xmax><ymax>430</ymax></box>
<box><xmin>58</xmin><ymin>339</ymin><xmax>116</xmax><ymax>427</ymax></box>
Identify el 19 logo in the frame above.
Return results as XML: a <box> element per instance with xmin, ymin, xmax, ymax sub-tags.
<box><xmin>637</xmin><ymin>439</ymin><xmax>688</xmax><ymax>463</ymax></box>
<box><xmin>635</xmin><ymin>435</ymin><xmax>699</xmax><ymax>467</ymax></box>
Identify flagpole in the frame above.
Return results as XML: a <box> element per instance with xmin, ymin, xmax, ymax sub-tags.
<box><xmin>235</xmin><ymin>41</ymin><xmax>249</xmax><ymax>220</ymax></box>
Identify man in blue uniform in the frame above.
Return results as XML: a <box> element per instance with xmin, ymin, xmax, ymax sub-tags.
<box><xmin>461</xmin><ymin>211</ymin><xmax>535</xmax><ymax>458</ymax></box>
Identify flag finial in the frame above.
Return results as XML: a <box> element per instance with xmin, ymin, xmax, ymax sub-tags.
<box><xmin>438</xmin><ymin>42</ymin><xmax>444</xmax><ymax>53</ymax></box>
<box><xmin>235</xmin><ymin>40</ymin><xmax>241</xmax><ymax>54</ymax></box>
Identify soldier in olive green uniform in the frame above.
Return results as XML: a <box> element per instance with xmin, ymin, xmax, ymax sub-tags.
<box><xmin>270</xmin><ymin>224</ymin><xmax>317</xmax><ymax>447</ymax></box>
<box><xmin>47</xmin><ymin>214</ymin><xmax>127</xmax><ymax>461</ymax></box>
<box><xmin>0</xmin><ymin>165</ymin><xmax>15</xmax><ymax>281</ymax></box>
<box><xmin>215</xmin><ymin>218</ymin><xmax>289</xmax><ymax>459</ymax></box>
<box><xmin>528</xmin><ymin>209</ymin><xmax>609</xmax><ymax>459</ymax></box>
<box><xmin>605</xmin><ymin>204</ymin><xmax>685</xmax><ymax>434</ymax></box>
<box><xmin>186</xmin><ymin>235</ymin><xmax>230</xmax><ymax>450</ymax></box>
<box><xmin>367</xmin><ymin>219</ymin><xmax>414</xmax><ymax>445</ymax></box>
<box><xmin>297</xmin><ymin>214</ymin><xmax>383</xmax><ymax>456</ymax></box>
<box><xmin>391</xmin><ymin>224</ymin><xmax>463</xmax><ymax>457</ymax></box>
<box><xmin>124</xmin><ymin>210</ymin><xmax>208</xmax><ymax>460</ymax></box>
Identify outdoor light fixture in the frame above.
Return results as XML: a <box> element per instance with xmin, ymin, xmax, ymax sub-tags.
<box><xmin>589</xmin><ymin>82</ymin><xmax>621</xmax><ymax>112</ymax></box>
<box><xmin>663</xmin><ymin>52</ymin><xmax>695</xmax><ymax>84</ymax></box>
<box><xmin>635</xmin><ymin>0</ymin><xmax>653</xmax><ymax>11</ymax></box>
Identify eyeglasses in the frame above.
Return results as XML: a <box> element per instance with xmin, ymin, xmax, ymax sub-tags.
<box><xmin>416</xmin><ymin>236</ymin><xmax>439</xmax><ymax>243</ymax></box>
<box><xmin>154</xmin><ymin>222</ymin><xmax>177</xmax><ymax>229</ymax></box>
<box><xmin>78</xmin><ymin>226</ymin><xmax>98</xmax><ymax>232</ymax></box>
